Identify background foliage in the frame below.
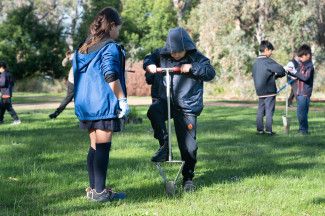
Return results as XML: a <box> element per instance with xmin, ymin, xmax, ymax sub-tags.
<box><xmin>0</xmin><ymin>0</ymin><xmax>324</xmax><ymax>97</ymax></box>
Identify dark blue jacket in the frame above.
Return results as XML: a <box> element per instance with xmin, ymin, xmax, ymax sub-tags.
<box><xmin>143</xmin><ymin>27</ymin><xmax>216</xmax><ymax>115</ymax></box>
<box><xmin>289</xmin><ymin>60</ymin><xmax>314</xmax><ymax>97</ymax></box>
<box><xmin>145</xmin><ymin>72</ymin><xmax>163</xmax><ymax>99</ymax></box>
<box><xmin>72</xmin><ymin>41</ymin><xmax>126</xmax><ymax>120</ymax></box>
<box><xmin>252</xmin><ymin>56</ymin><xmax>286</xmax><ymax>96</ymax></box>
<box><xmin>0</xmin><ymin>71</ymin><xmax>14</xmax><ymax>97</ymax></box>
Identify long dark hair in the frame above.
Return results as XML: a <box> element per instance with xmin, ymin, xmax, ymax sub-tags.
<box><xmin>79</xmin><ymin>7</ymin><xmax>121</xmax><ymax>53</ymax></box>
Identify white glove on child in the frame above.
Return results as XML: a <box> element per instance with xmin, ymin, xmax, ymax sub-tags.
<box><xmin>284</xmin><ymin>62</ymin><xmax>297</xmax><ymax>74</ymax></box>
<box><xmin>118</xmin><ymin>98</ymin><xmax>130</xmax><ymax>118</ymax></box>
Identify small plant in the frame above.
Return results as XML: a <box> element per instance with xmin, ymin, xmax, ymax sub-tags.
<box><xmin>126</xmin><ymin>106</ymin><xmax>143</xmax><ymax>124</ymax></box>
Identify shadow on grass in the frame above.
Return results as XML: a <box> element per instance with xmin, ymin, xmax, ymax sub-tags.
<box><xmin>0</xmin><ymin>105</ymin><xmax>324</xmax><ymax>214</ymax></box>
<box><xmin>312</xmin><ymin>197</ymin><xmax>325</xmax><ymax>205</ymax></box>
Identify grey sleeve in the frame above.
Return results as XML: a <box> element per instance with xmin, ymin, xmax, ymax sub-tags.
<box><xmin>268</xmin><ymin>59</ymin><xmax>286</xmax><ymax>78</ymax></box>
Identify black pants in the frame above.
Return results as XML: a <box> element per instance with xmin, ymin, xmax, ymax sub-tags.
<box><xmin>147</xmin><ymin>100</ymin><xmax>197</xmax><ymax>181</ymax></box>
<box><xmin>0</xmin><ymin>98</ymin><xmax>19</xmax><ymax>121</ymax></box>
<box><xmin>56</xmin><ymin>81</ymin><xmax>74</xmax><ymax>113</ymax></box>
<box><xmin>256</xmin><ymin>96</ymin><xmax>276</xmax><ymax>132</ymax></box>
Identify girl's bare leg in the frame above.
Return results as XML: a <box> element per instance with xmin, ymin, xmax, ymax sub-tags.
<box><xmin>95</xmin><ymin>129</ymin><xmax>113</xmax><ymax>143</ymax></box>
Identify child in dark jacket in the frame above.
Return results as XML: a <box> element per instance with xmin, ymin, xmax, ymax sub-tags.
<box><xmin>285</xmin><ymin>44</ymin><xmax>314</xmax><ymax>135</ymax></box>
<box><xmin>285</xmin><ymin>54</ymin><xmax>300</xmax><ymax>107</ymax></box>
<box><xmin>0</xmin><ymin>61</ymin><xmax>20</xmax><ymax>125</ymax></box>
<box><xmin>73</xmin><ymin>7</ymin><xmax>129</xmax><ymax>202</ymax></box>
<box><xmin>252</xmin><ymin>40</ymin><xmax>286</xmax><ymax>135</ymax></box>
<box><xmin>49</xmin><ymin>50</ymin><xmax>74</xmax><ymax>119</ymax></box>
<box><xmin>144</xmin><ymin>27</ymin><xmax>216</xmax><ymax>192</ymax></box>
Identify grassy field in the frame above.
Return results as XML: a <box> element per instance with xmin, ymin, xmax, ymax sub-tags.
<box><xmin>13</xmin><ymin>92</ymin><xmax>66</xmax><ymax>104</ymax></box>
<box><xmin>0</xmin><ymin>102</ymin><xmax>324</xmax><ymax>215</ymax></box>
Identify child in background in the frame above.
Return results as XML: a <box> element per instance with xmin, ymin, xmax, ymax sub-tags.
<box><xmin>285</xmin><ymin>44</ymin><xmax>314</xmax><ymax>135</ymax></box>
<box><xmin>49</xmin><ymin>50</ymin><xmax>74</xmax><ymax>119</ymax></box>
<box><xmin>252</xmin><ymin>40</ymin><xmax>286</xmax><ymax>135</ymax></box>
<box><xmin>73</xmin><ymin>7</ymin><xmax>129</xmax><ymax>202</ymax></box>
<box><xmin>0</xmin><ymin>61</ymin><xmax>21</xmax><ymax>125</ymax></box>
<box><xmin>144</xmin><ymin>27</ymin><xmax>216</xmax><ymax>192</ymax></box>
<box><xmin>286</xmin><ymin>53</ymin><xmax>299</xmax><ymax>107</ymax></box>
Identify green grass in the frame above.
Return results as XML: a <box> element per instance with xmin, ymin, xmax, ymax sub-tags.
<box><xmin>12</xmin><ymin>92</ymin><xmax>66</xmax><ymax>104</ymax></box>
<box><xmin>0</xmin><ymin>104</ymin><xmax>324</xmax><ymax>215</ymax></box>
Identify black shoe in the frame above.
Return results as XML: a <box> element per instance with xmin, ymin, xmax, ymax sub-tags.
<box><xmin>265</xmin><ymin>131</ymin><xmax>276</xmax><ymax>136</ymax></box>
<box><xmin>49</xmin><ymin>111</ymin><xmax>59</xmax><ymax>119</ymax></box>
<box><xmin>151</xmin><ymin>144</ymin><xmax>168</xmax><ymax>162</ymax></box>
<box><xmin>183</xmin><ymin>180</ymin><xmax>196</xmax><ymax>192</ymax></box>
<box><xmin>298</xmin><ymin>130</ymin><xmax>309</xmax><ymax>136</ymax></box>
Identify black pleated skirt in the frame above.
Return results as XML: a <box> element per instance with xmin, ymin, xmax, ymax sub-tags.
<box><xmin>79</xmin><ymin>118</ymin><xmax>121</xmax><ymax>132</ymax></box>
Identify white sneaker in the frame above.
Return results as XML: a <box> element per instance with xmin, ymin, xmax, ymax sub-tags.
<box><xmin>11</xmin><ymin>120</ymin><xmax>21</xmax><ymax>125</ymax></box>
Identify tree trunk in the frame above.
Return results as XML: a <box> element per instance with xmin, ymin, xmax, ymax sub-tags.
<box><xmin>316</xmin><ymin>0</ymin><xmax>325</xmax><ymax>47</ymax></box>
<box><xmin>172</xmin><ymin>0</ymin><xmax>188</xmax><ymax>25</ymax></box>
<box><xmin>256</xmin><ymin>0</ymin><xmax>268</xmax><ymax>44</ymax></box>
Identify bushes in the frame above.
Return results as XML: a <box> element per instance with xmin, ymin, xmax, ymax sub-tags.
<box><xmin>15</xmin><ymin>76</ymin><xmax>66</xmax><ymax>93</ymax></box>
<box><xmin>14</xmin><ymin>60</ymin><xmax>151</xmax><ymax>95</ymax></box>
<box><xmin>0</xmin><ymin>5</ymin><xmax>66</xmax><ymax>79</ymax></box>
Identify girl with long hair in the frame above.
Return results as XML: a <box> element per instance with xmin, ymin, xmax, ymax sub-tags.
<box><xmin>73</xmin><ymin>7</ymin><xmax>129</xmax><ymax>202</ymax></box>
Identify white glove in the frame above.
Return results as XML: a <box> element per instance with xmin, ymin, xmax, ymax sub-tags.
<box><xmin>290</xmin><ymin>68</ymin><xmax>297</xmax><ymax>74</ymax></box>
<box><xmin>118</xmin><ymin>98</ymin><xmax>130</xmax><ymax>118</ymax></box>
<box><xmin>283</xmin><ymin>65</ymin><xmax>289</xmax><ymax>71</ymax></box>
<box><xmin>146</xmin><ymin>64</ymin><xmax>157</xmax><ymax>73</ymax></box>
<box><xmin>285</xmin><ymin>62</ymin><xmax>297</xmax><ymax>74</ymax></box>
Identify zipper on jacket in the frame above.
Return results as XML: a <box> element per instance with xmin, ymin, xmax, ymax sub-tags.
<box><xmin>297</xmin><ymin>63</ymin><xmax>306</xmax><ymax>96</ymax></box>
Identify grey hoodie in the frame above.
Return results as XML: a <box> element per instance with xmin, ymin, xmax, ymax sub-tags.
<box><xmin>143</xmin><ymin>27</ymin><xmax>216</xmax><ymax>115</ymax></box>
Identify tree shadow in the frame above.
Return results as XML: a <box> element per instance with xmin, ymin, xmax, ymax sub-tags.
<box><xmin>312</xmin><ymin>197</ymin><xmax>325</xmax><ymax>205</ymax></box>
<box><xmin>0</xmin><ymin>105</ymin><xmax>324</xmax><ymax>214</ymax></box>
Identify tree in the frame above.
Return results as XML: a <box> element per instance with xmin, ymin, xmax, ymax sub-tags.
<box><xmin>186</xmin><ymin>0</ymin><xmax>325</xmax><ymax>97</ymax></box>
<box><xmin>121</xmin><ymin>0</ymin><xmax>177</xmax><ymax>60</ymax></box>
<box><xmin>0</xmin><ymin>5</ymin><xmax>66</xmax><ymax>79</ymax></box>
<box><xmin>172</xmin><ymin>0</ymin><xmax>200</xmax><ymax>25</ymax></box>
<box><xmin>72</xmin><ymin>0</ymin><xmax>121</xmax><ymax>47</ymax></box>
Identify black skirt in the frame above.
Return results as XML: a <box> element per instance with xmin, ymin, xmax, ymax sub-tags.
<box><xmin>80</xmin><ymin>118</ymin><xmax>121</xmax><ymax>132</ymax></box>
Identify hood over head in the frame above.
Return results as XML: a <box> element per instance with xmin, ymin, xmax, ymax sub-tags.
<box><xmin>161</xmin><ymin>27</ymin><xmax>196</xmax><ymax>54</ymax></box>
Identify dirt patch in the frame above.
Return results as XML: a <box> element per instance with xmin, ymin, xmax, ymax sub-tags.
<box><xmin>12</xmin><ymin>97</ymin><xmax>325</xmax><ymax>111</ymax></box>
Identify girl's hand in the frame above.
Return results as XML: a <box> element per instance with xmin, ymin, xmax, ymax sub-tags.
<box><xmin>146</xmin><ymin>64</ymin><xmax>157</xmax><ymax>73</ymax></box>
<box><xmin>180</xmin><ymin>64</ymin><xmax>192</xmax><ymax>73</ymax></box>
<box><xmin>118</xmin><ymin>98</ymin><xmax>130</xmax><ymax>118</ymax></box>
<box><xmin>1</xmin><ymin>95</ymin><xmax>10</xmax><ymax>99</ymax></box>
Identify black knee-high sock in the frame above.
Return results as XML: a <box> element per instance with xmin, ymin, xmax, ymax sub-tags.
<box><xmin>87</xmin><ymin>147</ymin><xmax>95</xmax><ymax>189</ymax></box>
<box><xmin>94</xmin><ymin>142</ymin><xmax>111</xmax><ymax>193</ymax></box>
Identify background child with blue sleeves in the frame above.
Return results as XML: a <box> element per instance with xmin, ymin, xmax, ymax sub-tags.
<box><xmin>0</xmin><ymin>61</ymin><xmax>21</xmax><ymax>125</ymax></box>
